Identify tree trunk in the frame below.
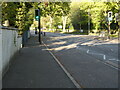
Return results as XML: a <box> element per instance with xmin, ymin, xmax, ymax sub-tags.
<box><xmin>49</xmin><ymin>16</ymin><xmax>53</xmax><ymax>31</ymax></box>
<box><xmin>62</xmin><ymin>16</ymin><xmax>67</xmax><ymax>32</ymax></box>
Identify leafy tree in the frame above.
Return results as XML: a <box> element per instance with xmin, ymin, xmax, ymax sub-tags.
<box><xmin>38</xmin><ymin>2</ymin><xmax>70</xmax><ymax>32</ymax></box>
<box><xmin>2</xmin><ymin>2</ymin><xmax>18</xmax><ymax>26</ymax></box>
<box><xmin>60</xmin><ymin>2</ymin><xmax>70</xmax><ymax>32</ymax></box>
<box><xmin>69</xmin><ymin>2</ymin><xmax>119</xmax><ymax>34</ymax></box>
<box><xmin>2</xmin><ymin>2</ymin><xmax>34</xmax><ymax>34</ymax></box>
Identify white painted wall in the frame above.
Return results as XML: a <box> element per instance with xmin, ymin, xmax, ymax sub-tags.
<box><xmin>0</xmin><ymin>29</ymin><xmax>22</xmax><ymax>75</ymax></box>
<box><xmin>0</xmin><ymin>30</ymin><xmax>2</xmax><ymax>88</ymax></box>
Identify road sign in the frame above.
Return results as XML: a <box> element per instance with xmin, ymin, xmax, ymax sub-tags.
<box><xmin>108</xmin><ymin>11</ymin><xmax>112</xmax><ymax>21</ymax></box>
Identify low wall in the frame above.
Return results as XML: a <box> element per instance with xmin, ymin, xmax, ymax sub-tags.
<box><xmin>0</xmin><ymin>28</ymin><xmax>22</xmax><ymax>76</ymax></box>
<box><xmin>0</xmin><ymin>30</ymin><xmax>2</xmax><ymax>89</ymax></box>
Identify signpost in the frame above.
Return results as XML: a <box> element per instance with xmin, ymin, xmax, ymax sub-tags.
<box><xmin>35</xmin><ymin>9</ymin><xmax>41</xmax><ymax>44</ymax></box>
<box><xmin>108</xmin><ymin>11</ymin><xmax>112</xmax><ymax>21</ymax></box>
<box><xmin>107</xmin><ymin>11</ymin><xmax>112</xmax><ymax>39</ymax></box>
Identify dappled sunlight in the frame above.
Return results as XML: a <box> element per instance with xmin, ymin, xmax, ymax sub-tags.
<box><xmin>50</xmin><ymin>35</ymin><xmax>94</xmax><ymax>41</ymax></box>
<box><xmin>51</xmin><ymin>41</ymin><xmax>66</xmax><ymax>46</ymax></box>
<box><xmin>104</xmin><ymin>39</ymin><xmax>119</xmax><ymax>44</ymax></box>
<box><xmin>50</xmin><ymin>43</ymin><xmax>79</xmax><ymax>52</ymax></box>
<box><xmin>42</xmin><ymin>48</ymin><xmax>52</xmax><ymax>51</ymax></box>
<box><xmin>24</xmin><ymin>45</ymin><xmax>41</xmax><ymax>48</ymax></box>
<box><xmin>81</xmin><ymin>40</ymin><xmax>98</xmax><ymax>45</ymax></box>
<box><xmin>81</xmin><ymin>39</ymin><xmax>119</xmax><ymax>46</ymax></box>
<box><xmin>46</xmin><ymin>33</ymin><xmax>119</xmax><ymax>52</ymax></box>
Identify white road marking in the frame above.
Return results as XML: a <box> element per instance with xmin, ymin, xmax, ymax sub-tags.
<box><xmin>77</xmin><ymin>46</ymin><xmax>119</xmax><ymax>62</ymax></box>
<box><xmin>109</xmin><ymin>59</ymin><xmax>116</xmax><ymax>60</ymax></box>
<box><xmin>86</xmin><ymin>50</ymin><xmax>106</xmax><ymax>60</ymax></box>
<box><xmin>101</xmin><ymin>61</ymin><xmax>119</xmax><ymax>71</ymax></box>
<box><xmin>87</xmin><ymin>49</ymin><xmax>89</xmax><ymax>53</ymax></box>
<box><xmin>103</xmin><ymin>55</ymin><xmax>106</xmax><ymax>60</ymax></box>
<box><xmin>42</xmin><ymin>41</ymin><xmax>81</xmax><ymax>88</ymax></box>
<box><xmin>111</xmin><ymin>49</ymin><xmax>113</xmax><ymax>51</ymax></box>
<box><xmin>109</xmin><ymin>59</ymin><xmax>120</xmax><ymax>61</ymax></box>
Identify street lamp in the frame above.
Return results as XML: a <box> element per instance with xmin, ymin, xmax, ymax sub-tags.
<box><xmin>107</xmin><ymin>11</ymin><xmax>113</xmax><ymax>39</ymax></box>
<box><xmin>35</xmin><ymin>9</ymin><xmax>41</xmax><ymax>44</ymax></box>
<box><xmin>88</xmin><ymin>8</ymin><xmax>90</xmax><ymax>35</ymax></box>
<box><xmin>35</xmin><ymin>1</ymin><xmax>48</xmax><ymax>44</ymax></box>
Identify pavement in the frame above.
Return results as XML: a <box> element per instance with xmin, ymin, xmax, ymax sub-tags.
<box><xmin>2</xmin><ymin>35</ymin><xmax>76</xmax><ymax>88</ymax></box>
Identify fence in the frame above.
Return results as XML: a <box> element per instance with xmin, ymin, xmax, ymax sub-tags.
<box><xmin>0</xmin><ymin>27</ymin><xmax>22</xmax><ymax>76</ymax></box>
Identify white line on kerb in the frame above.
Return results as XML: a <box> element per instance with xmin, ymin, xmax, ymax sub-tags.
<box><xmin>77</xmin><ymin>47</ymin><xmax>119</xmax><ymax>70</ymax></box>
<box><xmin>103</xmin><ymin>55</ymin><xmax>106</xmax><ymax>60</ymax></box>
<box><xmin>109</xmin><ymin>59</ymin><xmax>120</xmax><ymax>61</ymax></box>
<box><xmin>87</xmin><ymin>49</ymin><xmax>89</xmax><ymax>53</ymax></box>
<box><xmin>109</xmin><ymin>59</ymin><xmax>116</xmax><ymax>60</ymax></box>
<box><xmin>42</xmin><ymin>41</ymin><xmax>81</xmax><ymax>88</ymax></box>
<box><xmin>86</xmin><ymin>49</ymin><xmax>106</xmax><ymax>60</ymax></box>
<box><xmin>111</xmin><ymin>49</ymin><xmax>113</xmax><ymax>51</ymax></box>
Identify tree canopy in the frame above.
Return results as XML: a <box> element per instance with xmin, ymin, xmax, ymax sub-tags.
<box><xmin>1</xmin><ymin>1</ymin><xmax>120</xmax><ymax>34</ymax></box>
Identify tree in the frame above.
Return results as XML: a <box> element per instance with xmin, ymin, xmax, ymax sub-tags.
<box><xmin>15</xmin><ymin>2</ymin><xmax>34</xmax><ymax>34</ymax></box>
<box><xmin>69</xmin><ymin>2</ymin><xmax>119</xmax><ymax>34</ymax></box>
<box><xmin>38</xmin><ymin>2</ymin><xmax>70</xmax><ymax>32</ymax></box>
<box><xmin>38</xmin><ymin>2</ymin><xmax>62</xmax><ymax>31</ymax></box>
<box><xmin>2</xmin><ymin>2</ymin><xmax>18</xmax><ymax>26</ymax></box>
<box><xmin>61</xmin><ymin>2</ymin><xmax>70</xmax><ymax>32</ymax></box>
<box><xmin>2</xmin><ymin>2</ymin><xmax>34</xmax><ymax>34</ymax></box>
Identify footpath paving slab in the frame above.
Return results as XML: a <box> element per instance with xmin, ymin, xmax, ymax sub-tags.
<box><xmin>2</xmin><ymin>36</ymin><xmax>76</xmax><ymax>88</ymax></box>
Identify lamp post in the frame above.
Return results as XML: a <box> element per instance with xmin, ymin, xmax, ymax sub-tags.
<box><xmin>88</xmin><ymin>8</ymin><xmax>90</xmax><ymax>35</ymax></box>
<box><xmin>35</xmin><ymin>9</ymin><xmax>41</xmax><ymax>44</ymax></box>
<box><xmin>35</xmin><ymin>2</ymin><xmax>48</xmax><ymax>44</ymax></box>
<box><xmin>107</xmin><ymin>11</ymin><xmax>113</xmax><ymax>39</ymax></box>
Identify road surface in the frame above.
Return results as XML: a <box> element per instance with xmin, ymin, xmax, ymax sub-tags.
<box><xmin>42</xmin><ymin>32</ymin><xmax>119</xmax><ymax>88</ymax></box>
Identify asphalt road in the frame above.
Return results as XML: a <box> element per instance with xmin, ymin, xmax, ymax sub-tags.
<box><xmin>43</xmin><ymin>32</ymin><xmax>119</xmax><ymax>68</ymax></box>
<box><xmin>42</xmin><ymin>32</ymin><xmax>119</xmax><ymax>88</ymax></box>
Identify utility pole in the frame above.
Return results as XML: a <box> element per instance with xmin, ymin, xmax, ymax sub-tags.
<box><xmin>38</xmin><ymin>8</ymin><xmax>41</xmax><ymax>44</ymax></box>
<box><xmin>88</xmin><ymin>8</ymin><xmax>90</xmax><ymax>35</ymax></box>
<box><xmin>34</xmin><ymin>2</ymin><xmax>48</xmax><ymax>44</ymax></box>
<box><xmin>108</xmin><ymin>21</ymin><xmax>111</xmax><ymax>39</ymax></box>
<box><xmin>107</xmin><ymin>11</ymin><xmax>112</xmax><ymax>39</ymax></box>
<box><xmin>35</xmin><ymin>9</ymin><xmax>41</xmax><ymax>44</ymax></box>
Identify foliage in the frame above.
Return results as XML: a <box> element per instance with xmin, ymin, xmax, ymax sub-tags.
<box><xmin>2</xmin><ymin>2</ymin><xmax>34</xmax><ymax>34</ymax></box>
<box><xmin>2</xmin><ymin>2</ymin><xmax>18</xmax><ymax>26</ymax></box>
<box><xmin>1</xmin><ymin>1</ymin><xmax>119</xmax><ymax>35</ymax></box>
<box><xmin>69</xmin><ymin>2</ymin><xmax>119</xmax><ymax>34</ymax></box>
<box><xmin>39</xmin><ymin>2</ymin><xmax>70</xmax><ymax>31</ymax></box>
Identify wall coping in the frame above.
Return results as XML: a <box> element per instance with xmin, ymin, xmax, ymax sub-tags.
<box><xmin>0</xmin><ymin>26</ymin><xmax>18</xmax><ymax>31</ymax></box>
